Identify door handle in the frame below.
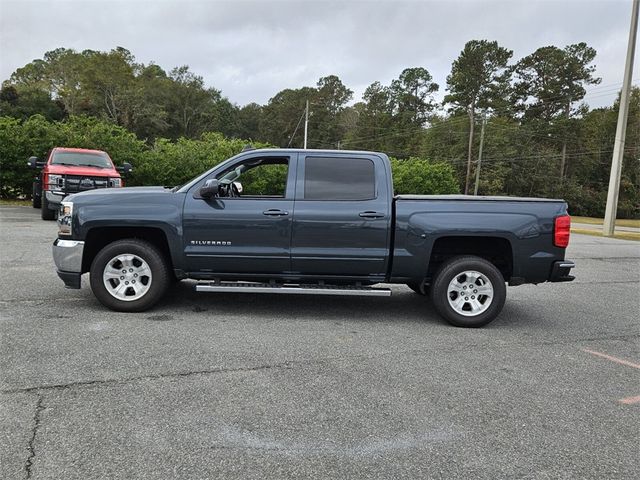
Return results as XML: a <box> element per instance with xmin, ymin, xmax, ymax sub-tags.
<box><xmin>359</xmin><ymin>211</ymin><xmax>385</xmax><ymax>219</ymax></box>
<box><xmin>263</xmin><ymin>209</ymin><xmax>289</xmax><ymax>216</ymax></box>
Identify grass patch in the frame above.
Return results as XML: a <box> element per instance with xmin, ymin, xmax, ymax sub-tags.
<box><xmin>572</xmin><ymin>227</ymin><xmax>640</xmax><ymax>241</ymax></box>
<box><xmin>0</xmin><ymin>199</ymin><xmax>31</xmax><ymax>206</ymax></box>
<box><xmin>572</xmin><ymin>216</ymin><xmax>640</xmax><ymax>228</ymax></box>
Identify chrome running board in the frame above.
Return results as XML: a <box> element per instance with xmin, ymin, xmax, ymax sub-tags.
<box><xmin>195</xmin><ymin>282</ymin><xmax>392</xmax><ymax>297</ymax></box>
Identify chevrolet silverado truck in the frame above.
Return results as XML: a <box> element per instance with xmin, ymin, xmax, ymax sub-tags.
<box><xmin>52</xmin><ymin>148</ymin><xmax>574</xmax><ymax>327</ymax></box>
<box><xmin>29</xmin><ymin>147</ymin><xmax>131</xmax><ymax>220</ymax></box>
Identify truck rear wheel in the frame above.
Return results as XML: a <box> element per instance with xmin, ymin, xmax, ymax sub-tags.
<box><xmin>41</xmin><ymin>194</ymin><xmax>55</xmax><ymax>220</ymax></box>
<box><xmin>430</xmin><ymin>256</ymin><xmax>506</xmax><ymax>328</ymax></box>
<box><xmin>89</xmin><ymin>239</ymin><xmax>170</xmax><ymax>312</ymax></box>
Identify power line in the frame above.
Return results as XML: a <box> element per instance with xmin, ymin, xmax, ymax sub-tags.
<box><xmin>286</xmin><ymin>106</ymin><xmax>306</xmax><ymax>147</ymax></box>
<box><xmin>303</xmin><ymin>81</ymin><xmax>640</xmax><ymax>150</ymax></box>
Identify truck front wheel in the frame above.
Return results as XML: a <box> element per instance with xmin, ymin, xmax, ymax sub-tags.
<box><xmin>41</xmin><ymin>194</ymin><xmax>55</xmax><ymax>220</ymax></box>
<box><xmin>32</xmin><ymin>181</ymin><xmax>41</xmax><ymax>208</ymax></box>
<box><xmin>89</xmin><ymin>239</ymin><xmax>170</xmax><ymax>312</ymax></box>
<box><xmin>430</xmin><ymin>256</ymin><xmax>506</xmax><ymax>328</ymax></box>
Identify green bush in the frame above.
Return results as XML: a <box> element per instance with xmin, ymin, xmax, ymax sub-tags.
<box><xmin>390</xmin><ymin>157</ymin><xmax>459</xmax><ymax>195</ymax></box>
<box><xmin>0</xmin><ymin>116</ymin><xmax>460</xmax><ymax>198</ymax></box>
<box><xmin>238</xmin><ymin>164</ymin><xmax>288</xmax><ymax>196</ymax></box>
<box><xmin>132</xmin><ymin>133</ymin><xmax>268</xmax><ymax>187</ymax></box>
<box><xmin>0</xmin><ymin>115</ymin><xmax>144</xmax><ymax>197</ymax></box>
<box><xmin>60</xmin><ymin>116</ymin><xmax>146</xmax><ymax>168</ymax></box>
<box><xmin>0</xmin><ymin>115</ymin><xmax>65</xmax><ymax>198</ymax></box>
<box><xmin>0</xmin><ymin>116</ymin><xmax>266</xmax><ymax>196</ymax></box>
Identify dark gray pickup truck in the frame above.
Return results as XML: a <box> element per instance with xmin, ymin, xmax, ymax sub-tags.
<box><xmin>52</xmin><ymin>148</ymin><xmax>574</xmax><ymax>327</ymax></box>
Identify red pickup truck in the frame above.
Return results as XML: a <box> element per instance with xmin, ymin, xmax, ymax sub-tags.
<box><xmin>29</xmin><ymin>147</ymin><xmax>131</xmax><ymax>220</ymax></box>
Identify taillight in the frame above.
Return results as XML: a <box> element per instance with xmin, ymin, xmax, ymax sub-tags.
<box><xmin>554</xmin><ymin>215</ymin><xmax>571</xmax><ymax>248</ymax></box>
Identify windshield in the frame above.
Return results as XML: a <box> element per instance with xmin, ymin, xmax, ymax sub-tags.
<box><xmin>51</xmin><ymin>151</ymin><xmax>112</xmax><ymax>168</ymax></box>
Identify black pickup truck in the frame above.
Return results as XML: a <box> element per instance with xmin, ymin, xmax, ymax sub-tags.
<box><xmin>52</xmin><ymin>148</ymin><xmax>574</xmax><ymax>327</ymax></box>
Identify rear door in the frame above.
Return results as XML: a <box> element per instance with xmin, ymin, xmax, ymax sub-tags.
<box><xmin>290</xmin><ymin>154</ymin><xmax>391</xmax><ymax>277</ymax></box>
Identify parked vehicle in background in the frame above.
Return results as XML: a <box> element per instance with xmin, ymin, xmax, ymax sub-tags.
<box><xmin>29</xmin><ymin>147</ymin><xmax>131</xmax><ymax>220</ymax></box>
<box><xmin>52</xmin><ymin>148</ymin><xmax>575</xmax><ymax>327</ymax></box>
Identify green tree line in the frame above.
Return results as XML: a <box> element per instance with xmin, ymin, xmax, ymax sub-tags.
<box><xmin>1</xmin><ymin>42</ymin><xmax>638</xmax><ymax>217</ymax></box>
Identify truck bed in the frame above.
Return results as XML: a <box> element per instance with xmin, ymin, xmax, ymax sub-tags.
<box><xmin>395</xmin><ymin>194</ymin><xmax>563</xmax><ymax>203</ymax></box>
<box><xmin>391</xmin><ymin>194</ymin><xmax>569</xmax><ymax>284</ymax></box>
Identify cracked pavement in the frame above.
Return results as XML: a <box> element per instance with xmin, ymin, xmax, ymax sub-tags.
<box><xmin>1</xmin><ymin>205</ymin><xmax>639</xmax><ymax>479</ymax></box>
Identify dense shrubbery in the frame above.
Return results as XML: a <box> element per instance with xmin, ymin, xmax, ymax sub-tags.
<box><xmin>0</xmin><ymin>115</ymin><xmax>459</xmax><ymax>198</ymax></box>
<box><xmin>390</xmin><ymin>158</ymin><xmax>459</xmax><ymax>195</ymax></box>
<box><xmin>0</xmin><ymin>115</ymin><xmax>146</xmax><ymax>197</ymax></box>
<box><xmin>130</xmin><ymin>133</ymin><xmax>270</xmax><ymax>188</ymax></box>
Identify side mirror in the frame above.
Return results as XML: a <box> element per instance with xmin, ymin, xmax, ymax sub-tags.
<box><xmin>199</xmin><ymin>179</ymin><xmax>219</xmax><ymax>199</ymax></box>
<box><xmin>28</xmin><ymin>156</ymin><xmax>41</xmax><ymax>169</ymax></box>
<box><xmin>117</xmin><ymin>162</ymin><xmax>133</xmax><ymax>175</ymax></box>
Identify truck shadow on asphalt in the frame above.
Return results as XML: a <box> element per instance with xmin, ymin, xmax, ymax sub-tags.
<box><xmin>139</xmin><ymin>280</ymin><xmax>522</xmax><ymax>328</ymax></box>
<box><xmin>148</xmin><ymin>281</ymin><xmax>438</xmax><ymax>324</ymax></box>
<box><xmin>54</xmin><ymin>280</ymin><xmax>529</xmax><ymax>329</ymax></box>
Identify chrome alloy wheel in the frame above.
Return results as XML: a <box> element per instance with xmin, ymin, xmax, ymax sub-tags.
<box><xmin>446</xmin><ymin>270</ymin><xmax>493</xmax><ymax>317</ymax></box>
<box><xmin>102</xmin><ymin>254</ymin><xmax>153</xmax><ymax>301</ymax></box>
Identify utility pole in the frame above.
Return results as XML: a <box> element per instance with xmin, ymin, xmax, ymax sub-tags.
<box><xmin>464</xmin><ymin>108</ymin><xmax>475</xmax><ymax>194</ymax></box>
<box><xmin>604</xmin><ymin>0</ymin><xmax>638</xmax><ymax>236</ymax></box>
<box><xmin>473</xmin><ymin>115</ymin><xmax>487</xmax><ymax>196</ymax></box>
<box><xmin>303</xmin><ymin>99</ymin><xmax>309</xmax><ymax>149</ymax></box>
<box><xmin>559</xmin><ymin>98</ymin><xmax>571</xmax><ymax>182</ymax></box>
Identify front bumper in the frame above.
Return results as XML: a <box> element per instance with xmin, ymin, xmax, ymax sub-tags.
<box><xmin>549</xmin><ymin>260</ymin><xmax>575</xmax><ymax>282</ymax></box>
<box><xmin>45</xmin><ymin>191</ymin><xmax>65</xmax><ymax>209</ymax></box>
<box><xmin>52</xmin><ymin>238</ymin><xmax>84</xmax><ymax>289</ymax></box>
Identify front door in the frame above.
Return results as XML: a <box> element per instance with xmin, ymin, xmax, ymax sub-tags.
<box><xmin>182</xmin><ymin>153</ymin><xmax>296</xmax><ymax>275</ymax></box>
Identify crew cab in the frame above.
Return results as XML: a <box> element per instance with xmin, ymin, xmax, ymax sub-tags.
<box><xmin>29</xmin><ymin>147</ymin><xmax>131</xmax><ymax>220</ymax></box>
<box><xmin>52</xmin><ymin>149</ymin><xmax>574</xmax><ymax>327</ymax></box>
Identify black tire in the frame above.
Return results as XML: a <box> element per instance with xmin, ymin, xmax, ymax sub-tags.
<box><xmin>89</xmin><ymin>239</ymin><xmax>171</xmax><ymax>312</ymax></box>
<box><xmin>32</xmin><ymin>182</ymin><xmax>41</xmax><ymax>209</ymax></box>
<box><xmin>41</xmin><ymin>194</ymin><xmax>55</xmax><ymax>220</ymax></box>
<box><xmin>429</xmin><ymin>256</ymin><xmax>506</xmax><ymax>328</ymax></box>
<box><xmin>407</xmin><ymin>281</ymin><xmax>427</xmax><ymax>295</ymax></box>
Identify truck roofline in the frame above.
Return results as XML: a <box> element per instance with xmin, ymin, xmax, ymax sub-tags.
<box><xmin>237</xmin><ymin>147</ymin><xmax>389</xmax><ymax>157</ymax></box>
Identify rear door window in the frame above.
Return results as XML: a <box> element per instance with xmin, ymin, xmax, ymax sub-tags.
<box><xmin>304</xmin><ymin>157</ymin><xmax>375</xmax><ymax>200</ymax></box>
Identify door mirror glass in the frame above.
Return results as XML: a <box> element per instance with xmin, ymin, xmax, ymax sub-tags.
<box><xmin>117</xmin><ymin>162</ymin><xmax>133</xmax><ymax>175</ymax></box>
<box><xmin>199</xmin><ymin>179</ymin><xmax>220</xmax><ymax>199</ymax></box>
<box><xmin>28</xmin><ymin>156</ymin><xmax>41</xmax><ymax>169</ymax></box>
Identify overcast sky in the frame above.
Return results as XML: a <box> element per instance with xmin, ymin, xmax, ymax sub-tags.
<box><xmin>1</xmin><ymin>0</ymin><xmax>637</xmax><ymax>109</ymax></box>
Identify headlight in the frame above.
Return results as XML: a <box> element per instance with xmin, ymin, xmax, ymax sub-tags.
<box><xmin>58</xmin><ymin>201</ymin><xmax>73</xmax><ymax>236</ymax></box>
<box><xmin>109</xmin><ymin>177</ymin><xmax>122</xmax><ymax>188</ymax></box>
<box><xmin>47</xmin><ymin>174</ymin><xmax>64</xmax><ymax>190</ymax></box>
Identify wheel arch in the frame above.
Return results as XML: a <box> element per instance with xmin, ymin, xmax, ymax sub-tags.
<box><xmin>81</xmin><ymin>227</ymin><xmax>174</xmax><ymax>274</ymax></box>
<box><xmin>425</xmin><ymin>235</ymin><xmax>514</xmax><ymax>283</ymax></box>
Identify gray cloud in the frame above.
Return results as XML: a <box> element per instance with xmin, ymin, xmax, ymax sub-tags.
<box><xmin>1</xmin><ymin>0</ymin><xmax>637</xmax><ymax>108</ymax></box>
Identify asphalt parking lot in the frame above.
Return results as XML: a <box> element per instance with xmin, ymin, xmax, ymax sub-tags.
<box><xmin>1</xmin><ymin>205</ymin><xmax>638</xmax><ymax>479</ymax></box>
